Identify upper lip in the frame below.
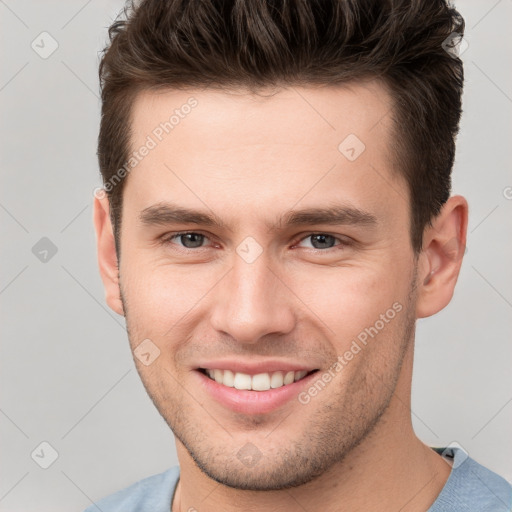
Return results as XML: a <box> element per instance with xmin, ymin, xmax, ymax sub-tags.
<box><xmin>195</xmin><ymin>359</ymin><xmax>319</xmax><ymax>375</ymax></box>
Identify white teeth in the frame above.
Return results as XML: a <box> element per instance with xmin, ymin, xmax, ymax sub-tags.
<box><xmin>251</xmin><ymin>373</ymin><xmax>271</xmax><ymax>391</ymax></box>
<box><xmin>234</xmin><ymin>372</ymin><xmax>252</xmax><ymax>390</ymax></box>
<box><xmin>270</xmin><ymin>371</ymin><xmax>284</xmax><ymax>388</ymax></box>
<box><xmin>223</xmin><ymin>369</ymin><xmax>235</xmax><ymax>387</ymax></box>
<box><xmin>284</xmin><ymin>371</ymin><xmax>295</xmax><ymax>385</ymax></box>
<box><xmin>202</xmin><ymin>368</ymin><xmax>312</xmax><ymax>391</ymax></box>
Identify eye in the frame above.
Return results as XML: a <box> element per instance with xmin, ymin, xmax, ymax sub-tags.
<box><xmin>295</xmin><ymin>233</ymin><xmax>348</xmax><ymax>251</ymax></box>
<box><xmin>160</xmin><ymin>231</ymin><xmax>351</xmax><ymax>253</ymax></box>
<box><xmin>162</xmin><ymin>231</ymin><xmax>211</xmax><ymax>249</ymax></box>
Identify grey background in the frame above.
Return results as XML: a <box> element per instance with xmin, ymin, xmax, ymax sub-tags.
<box><xmin>1</xmin><ymin>1</ymin><xmax>511</xmax><ymax>510</ymax></box>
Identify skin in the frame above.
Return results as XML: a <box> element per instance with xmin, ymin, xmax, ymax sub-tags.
<box><xmin>94</xmin><ymin>80</ymin><xmax>468</xmax><ymax>511</ymax></box>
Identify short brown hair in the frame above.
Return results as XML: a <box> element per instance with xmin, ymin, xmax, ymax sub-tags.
<box><xmin>98</xmin><ymin>0</ymin><xmax>465</xmax><ymax>258</ymax></box>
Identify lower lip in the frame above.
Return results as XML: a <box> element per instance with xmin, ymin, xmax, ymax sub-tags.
<box><xmin>195</xmin><ymin>370</ymin><xmax>319</xmax><ymax>414</ymax></box>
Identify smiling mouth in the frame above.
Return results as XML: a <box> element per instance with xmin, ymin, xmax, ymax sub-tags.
<box><xmin>198</xmin><ymin>368</ymin><xmax>319</xmax><ymax>391</ymax></box>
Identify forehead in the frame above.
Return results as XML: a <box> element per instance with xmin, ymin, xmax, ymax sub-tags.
<box><xmin>130</xmin><ymin>81</ymin><xmax>394</xmax><ymax>152</ymax></box>
<box><xmin>124</xmin><ymin>81</ymin><xmax>406</xmax><ymax>230</ymax></box>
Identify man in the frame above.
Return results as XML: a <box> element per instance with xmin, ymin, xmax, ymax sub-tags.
<box><xmin>88</xmin><ymin>0</ymin><xmax>512</xmax><ymax>510</ymax></box>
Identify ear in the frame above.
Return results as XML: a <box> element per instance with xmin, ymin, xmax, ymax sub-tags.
<box><xmin>93</xmin><ymin>193</ymin><xmax>124</xmax><ymax>316</ymax></box>
<box><xmin>415</xmin><ymin>195</ymin><xmax>468</xmax><ymax>319</ymax></box>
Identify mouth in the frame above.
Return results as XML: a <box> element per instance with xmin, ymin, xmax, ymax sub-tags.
<box><xmin>198</xmin><ymin>368</ymin><xmax>319</xmax><ymax>391</ymax></box>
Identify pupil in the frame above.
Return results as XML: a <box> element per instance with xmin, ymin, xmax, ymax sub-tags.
<box><xmin>182</xmin><ymin>233</ymin><xmax>203</xmax><ymax>248</ymax></box>
<box><xmin>312</xmin><ymin>234</ymin><xmax>334</xmax><ymax>249</ymax></box>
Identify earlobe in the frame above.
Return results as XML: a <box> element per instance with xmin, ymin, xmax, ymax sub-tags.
<box><xmin>415</xmin><ymin>195</ymin><xmax>468</xmax><ymax>319</ymax></box>
<box><xmin>93</xmin><ymin>194</ymin><xmax>125</xmax><ymax>316</ymax></box>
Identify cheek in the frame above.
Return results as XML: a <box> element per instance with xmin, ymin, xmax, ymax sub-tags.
<box><xmin>290</xmin><ymin>264</ymin><xmax>409</xmax><ymax>346</ymax></box>
<box><xmin>120</xmin><ymin>259</ymin><xmax>216</xmax><ymax>334</ymax></box>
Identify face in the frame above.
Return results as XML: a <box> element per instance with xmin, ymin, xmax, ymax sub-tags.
<box><xmin>106</xmin><ymin>82</ymin><xmax>422</xmax><ymax>489</ymax></box>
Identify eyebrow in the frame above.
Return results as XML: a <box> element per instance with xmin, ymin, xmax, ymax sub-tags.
<box><xmin>139</xmin><ymin>202</ymin><xmax>378</xmax><ymax>232</ymax></box>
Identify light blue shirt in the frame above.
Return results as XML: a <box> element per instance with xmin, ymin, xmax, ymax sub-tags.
<box><xmin>84</xmin><ymin>447</ymin><xmax>512</xmax><ymax>511</ymax></box>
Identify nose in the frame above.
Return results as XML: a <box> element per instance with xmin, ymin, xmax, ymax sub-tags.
<box><xmin>209</xmin><ymin>250</ymin><xmax>296</xmax><ymax>345</ymax></box>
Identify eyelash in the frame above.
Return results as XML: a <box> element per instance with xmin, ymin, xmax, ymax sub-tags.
<box><xmin>160</xmin><ymin>231</ymin><xmax>351</xmax><ymax>253</ymax></box>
